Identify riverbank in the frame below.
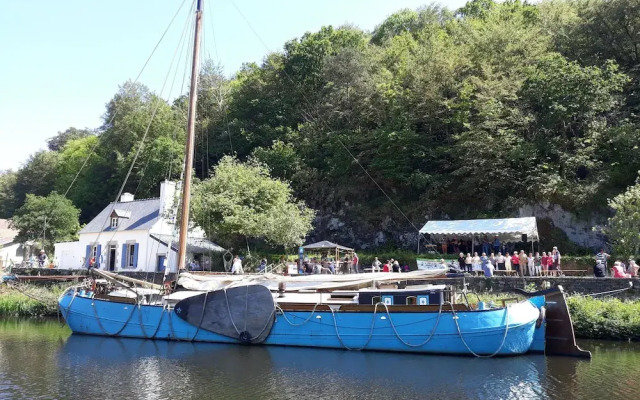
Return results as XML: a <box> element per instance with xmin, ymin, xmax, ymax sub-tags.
<box><xmin>0</xmin><ymin>284</ymin><xmax>63</xmax><ymax>317</ymax></box>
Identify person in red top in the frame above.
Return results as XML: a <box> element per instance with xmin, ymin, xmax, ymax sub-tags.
<box><xmin>382</xmin><ymin>262</ymin><xmax>390</xmax><ymax>272</ymax></box>
<box><xmin>511</xmin><ymin>253</ymin><xmax>520</xmax><ymax>275</ymax></box>
<box><xmin>540</xmin><ymin>252</ymin><xmax>549</xmax><ymax>274</ymax></box>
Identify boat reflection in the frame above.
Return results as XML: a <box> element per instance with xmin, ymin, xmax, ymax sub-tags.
<box><xmin>57</xmin><ymin>334</ymin><xmax>560</xmax><ymax>399</ymax></box>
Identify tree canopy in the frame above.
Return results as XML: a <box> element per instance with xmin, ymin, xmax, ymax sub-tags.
<box><xmin>4</xmin><ymin>0</ymin><xmax>640</xmax><ymax>251</ymax></box>
<box><xmin>11</xmin><ymin>192</ymin><xmax>80</xmax><ymax>253</ymax></box>
<box><xmin>191</xmin><ymin>156</ymin><xmax>315</xmax><ymax>249</ymax></box>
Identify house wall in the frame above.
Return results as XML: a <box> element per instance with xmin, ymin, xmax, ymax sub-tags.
<box><xmin>0</xmin><ymin>243</ymin><xmax>24</xmax><ymax>268</ymax></box>
<box><xmin>54</xmin><ymin>242</ymin><xmax>83</xmax><ymax>269</ymax></box>
<box><xmin>54</xmin><ymin>230</ymin><xmax>178</xmax><ymax>273</ymax></box>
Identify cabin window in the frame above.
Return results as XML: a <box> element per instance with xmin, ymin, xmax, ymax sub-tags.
<box><xmin>127</xmin><ymin>244</ymin><xmax>136</xmax><ymax>267</ymax></box>
<box><xmin>371</xmin><ymin>296</ymin><xmax>381</xmax><ymax>305</ymax></box>
<box><xmin>406</xmin><ymin>296</ymin><xmax>417</xmax><ymax>305</ymax></box>
<box><xmin>91</xmin><ymin>245</ymin><xmax>98</xmax><ymax>259</ymax></box>
<box><xmin>111</xmin><ymin>217</ymin><xmax>118</xmax><ymax>228</ymax></box>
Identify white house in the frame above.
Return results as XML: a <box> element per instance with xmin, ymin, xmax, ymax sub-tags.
<box><xmin>54</xmin><ymin>180</ymin><xmax>224</xmax><ymax>272</ymax></box>
<box><xmin>0</xmin><ymin>219</ymin><xmax>24</xmax><ymax>269</ymax></box>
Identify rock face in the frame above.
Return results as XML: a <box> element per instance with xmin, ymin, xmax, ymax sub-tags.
<box><xmin>519</xmin><ymin>203</ymin><xmax>607</xmax><ymax>250</ymax></box>
<box><xmin>307</xmin><ymin>202</ymin><xmax>607</xmax><ymax>251</ymax></box>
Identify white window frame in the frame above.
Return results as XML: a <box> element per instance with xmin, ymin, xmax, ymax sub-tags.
<box><xmin>127</xmin><ymin>243</ymin><xmax>136</xmax><ymax>267</ymax></box>
<box><xmin>92</xmin><ymin>245</ymin><xmax>98</xmax><ymax>259</ymax></box>
<box><xmin>111</xmin><ymin>217</ymin><xmax>118</xmax><ymax>228</ymax></box>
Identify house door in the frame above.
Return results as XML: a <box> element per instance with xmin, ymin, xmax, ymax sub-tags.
<box><xmin>157</xmin><ymin>255</ymin><xmax>166</xmax><ymax>272</ymax></box>
<box><xmin>108</xmin><ymin>245</ymin><xmax>116</xmax><ymax>271</ymax></box>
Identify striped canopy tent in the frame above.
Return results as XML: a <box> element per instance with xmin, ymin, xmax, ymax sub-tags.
<box><xmin>419</xmin><ymin>217</ymin><xmax>539</xmax><ymax>243</ymax></box>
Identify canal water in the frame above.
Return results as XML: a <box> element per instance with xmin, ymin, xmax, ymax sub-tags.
<box><xmin>1</xmin><ymin>318</ymin><xmax>639</xmax><ymax>400</ymax></box>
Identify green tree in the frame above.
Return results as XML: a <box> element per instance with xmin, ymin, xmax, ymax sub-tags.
<box><xmin>10</xmin><ymin>192</ymin><xmax>81</xmax><ymax>254</ymax></box>
<box><xmin>604</xmin><ymin>182</ymin><xmax>640</xmax><ymax>257</ymax></box>
<box><xmin>0</xmin><ymin>170</ymin><xmax>18</xmax><ymax>218</ymax></box>
<box><xmin>192</xmin><ymin>156</ymin><xmax>315</xmax><ymax>249</ymax></box>
<box><xmin>46</xmin><ymin>127</ymin><xmax>93</xmax><ymax>151</ymax></box>
<box><xmin>13</xmin><ymin>151</ymin><xmax>59</xmax><ymax>206</ymax></box>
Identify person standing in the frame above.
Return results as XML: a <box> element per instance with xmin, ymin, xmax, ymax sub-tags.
<box><xmin>482</xmin><ymin>236</ymin><xmax>490</xmax><ymax>256</ymax></box>
<box><xmin>594</xmin><ymin>248</ymin><xmax>610</xmax><ymax>278</ymax></box>
<box><xmin>534</xmin><ymin>252</ymin><xmax>542</xmax><ymax>276</ymax></box>
<box><xmin>511</xmin><ymin>252</ymin><xmax>521</xmax><ymax>276</ymax></box>
<box><xmin>492</xmin><ymin>236</ymin><xmax>501</xmax><ymax>256</ymax></box>
<box><xmin>627</xmin><ymin>259</ymin><xmax>639</xmax><ymax>277</ymax></box>
<box><xmin>489</xmin><ymin>253</ymin><xmax>496</xmax><ymax>270</ymax></box>
<box><xmin>465</xmin><ymin>253</ymin><xmax>472</xmax><ymax>273</ymax></box>
<box><xmin>372</xmin><ymin>257</ymin><xmax>381</xmax><ymax>272</ymax></box>
<box><xmin>38</xmin><ymin>249</ymin><xmax>47</xmax><ymax>268</ymax></box>
<box><xmin>496</xmin><ymin>252</ymin><xmax>506</xmax><ymax>271</ymax></box>
<box><xmin>481</xmin><ymin>253</ymin><xmax>494</xmax><ymax>277</ymax></box>
<box><xmin>231</xmin><ymin>255</ymin><xmax>244</xmax><ymax>275</ymax></box>
<box><xmin>353</xmin><ymin>252</ymin><xmax>359</xmax><ymax>273</ymax></box>
<box><xmin>527</xmin><ymin>253</ymin><xmax>535</xmax><ymax>276</ymax></box>
<box><xmin>505</xmin><ymin>252</ymin><xmax>512</xmax><ymax>271</ymax></box>
<box><xmin>518</xmin><ymin>250</ymin><xmax>528</xmax><ymax>276</ymax></box>
<box><xmin>472</xmin><ymin>252</ymin><xmax>481</xmax><ymax>275</ymax></box>
<box><xmin>392</xmin><ymin>259</ymin><xmax>400</xmax><ymax>273</ymax></box>
<box><xmin>458</xmin><ymin>252</ymin><xmax>466</xmax><ymax>272</ymax></box>
<box><xmin>551</xmin><ymin>247</ymin><xmax>562</xmax><ymax>275</ymax></box>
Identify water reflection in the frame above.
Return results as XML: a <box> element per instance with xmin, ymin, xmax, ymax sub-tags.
<box><xmin>2</xmin><ymin>319</ymin><xmax>640</xmax><ymax>400</ymax></box>
<box><xmin>54</xmin><ymin>335</ymin><xmax>551</xmax><ymax>400</ymax></box>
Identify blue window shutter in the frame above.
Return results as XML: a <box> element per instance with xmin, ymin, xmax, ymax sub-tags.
<box><xmin>133</xmin><ymin>243</ymin><xmax>139</xmax><ymax>268</ymax></box>
<box><xmin>121</xmin><ymin>244</ymin><xmax>127</xmax><ymax>268</ymax></box>
<box><xmin>96</xmin><ymin>245</ymin><xmax>102</xmax><ymax>268</ymax></box>
<box><xmin>85</xmin><ymin>245</ymin><xmax>91</xmax><ymax>267</ymax></box>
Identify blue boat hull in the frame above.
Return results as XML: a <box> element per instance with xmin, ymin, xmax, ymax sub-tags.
<box><xmin>59</xmin><ymin>290</ymin><xmax>542</xmax><ymax>356</ymax></box>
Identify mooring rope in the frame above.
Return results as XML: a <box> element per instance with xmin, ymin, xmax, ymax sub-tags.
<box><xmin>448</xmin><ymin>302</ymin><xmax>511</xmax><ymax>358</ymax></box>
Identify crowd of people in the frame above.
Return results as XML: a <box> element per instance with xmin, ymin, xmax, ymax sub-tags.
<box><xmin>370</xmin><ymin>257</ymin><xmax>410</xmax><ymax>273</ymax></box>
<box><xmin>439</xmin><ymin>235</ymin><xmax>516</xmax><ymax>256</ymax></box>
<box><xmin>299</xmin><ymin>252</ymin><xmax>360</xmax><ymax>274</ymax></box>
<box><xmin>594</xmin><ymin>249</ymin><xmax>639</xmax><ymax>278</ymax></box>
<box><xmin>454</xmin><ymin>247</ymin><xmax>563</xmax><ymax>277</ymax></box>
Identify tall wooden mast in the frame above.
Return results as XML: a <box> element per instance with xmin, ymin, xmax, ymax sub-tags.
<box><xmin>177</xmin><ymin>0</ymin><xmax>204</xmax><ymax>271</ymax></box>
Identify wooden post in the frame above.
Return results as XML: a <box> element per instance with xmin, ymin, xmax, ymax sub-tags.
<box><xmin>177</xmin><ymin>0</ymin><xmax>204</xmax><ymax>271</ymax></box>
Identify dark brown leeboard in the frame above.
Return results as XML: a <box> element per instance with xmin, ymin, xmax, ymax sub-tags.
<box><xmin>174</xmin><ymin>284</ymin><xmax>275</xmax><ymax>344</ymax></box>
<box><xmin>543</xmin><ymin>286</ymin><xmax>591</xmax><ymax>358</ymax></box>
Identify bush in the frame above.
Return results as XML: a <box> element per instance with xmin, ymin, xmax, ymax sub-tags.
<box><xmin>567</xmin><ymin>296</ymin><xmax>640</xmax><ymax>341</ymax></box>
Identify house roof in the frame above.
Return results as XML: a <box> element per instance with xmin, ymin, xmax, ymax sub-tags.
<box><xmin>80</xmin><ymin>198</ymin><xmax>161</xmax><ymax>234</ymax></box>
<box><xmin>0</xmin><ymin>219</ymin><xmax>19</xmax><ymax>246</ymax></box>
<box><xmin>150</xmin><ymin>234</ymin><xmax>225</xmax><ymax>253</ymax></box>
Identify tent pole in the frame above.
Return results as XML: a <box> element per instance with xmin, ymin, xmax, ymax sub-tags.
<box><xmin>417</xmin><ymin>234</ymin><xmax>420</xmax><ymax>255</ymax></box>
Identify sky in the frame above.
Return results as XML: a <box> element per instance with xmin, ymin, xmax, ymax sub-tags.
<box><xmin>0</xmin><ymin>0</ymin><xmax>467</xmax><ymax>172</ymax></box>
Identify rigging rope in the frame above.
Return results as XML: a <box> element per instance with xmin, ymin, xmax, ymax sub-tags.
<box><xmin>63</xmin><ymin>0</ymin><xmax>191</xmax><ymax>197</ymax></box>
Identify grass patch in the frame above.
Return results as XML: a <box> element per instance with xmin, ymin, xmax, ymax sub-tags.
<box><xmin>0</xmin><ymin>284</ymin><xmax>67</xmax><ymax>317</ymax></box>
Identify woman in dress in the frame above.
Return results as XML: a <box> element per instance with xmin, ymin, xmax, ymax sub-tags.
<box><xmin>472</xmin><ymin>252</ymin><xmax>482</xmax><ymax>275</ymax></box>
<box><xmin>505</xmin><ymin>252</ymin><xmax>512</xmax><ymax>271</ymax></box>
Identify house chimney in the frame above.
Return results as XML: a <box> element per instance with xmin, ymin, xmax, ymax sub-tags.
<box><xmin>120</xmin><ymin>193</ymin><xmax>134</xmax><ymax>202</ymax></box>
<box><xmin>159</xmin><ymin>180</ymin><xmax>176</xmax><ymax>215</ymax></box>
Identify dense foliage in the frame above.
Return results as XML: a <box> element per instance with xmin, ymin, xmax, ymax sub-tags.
<box><xmin>10</xmin><ymin>193</ymin><xmax>80</xmax><ymax>254</ymax></box>
<box><xmin>192</xmin><ymin>156</ymin><xmax>315</xmax><ymax>249</ymax></box>
<box><xmin>2</xmin><ymin>0</ymin><xmax>640</xmax><ymax>250</ymax></box>
<box><xmin>568</xmin><ymin>296</ymin><xmax>640</xmax><ymax>341</ymax></box>
<box><xmin>604</xmin><ymin>182</ymin><xmax>640</xmax><ymax>256</ymax></box>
